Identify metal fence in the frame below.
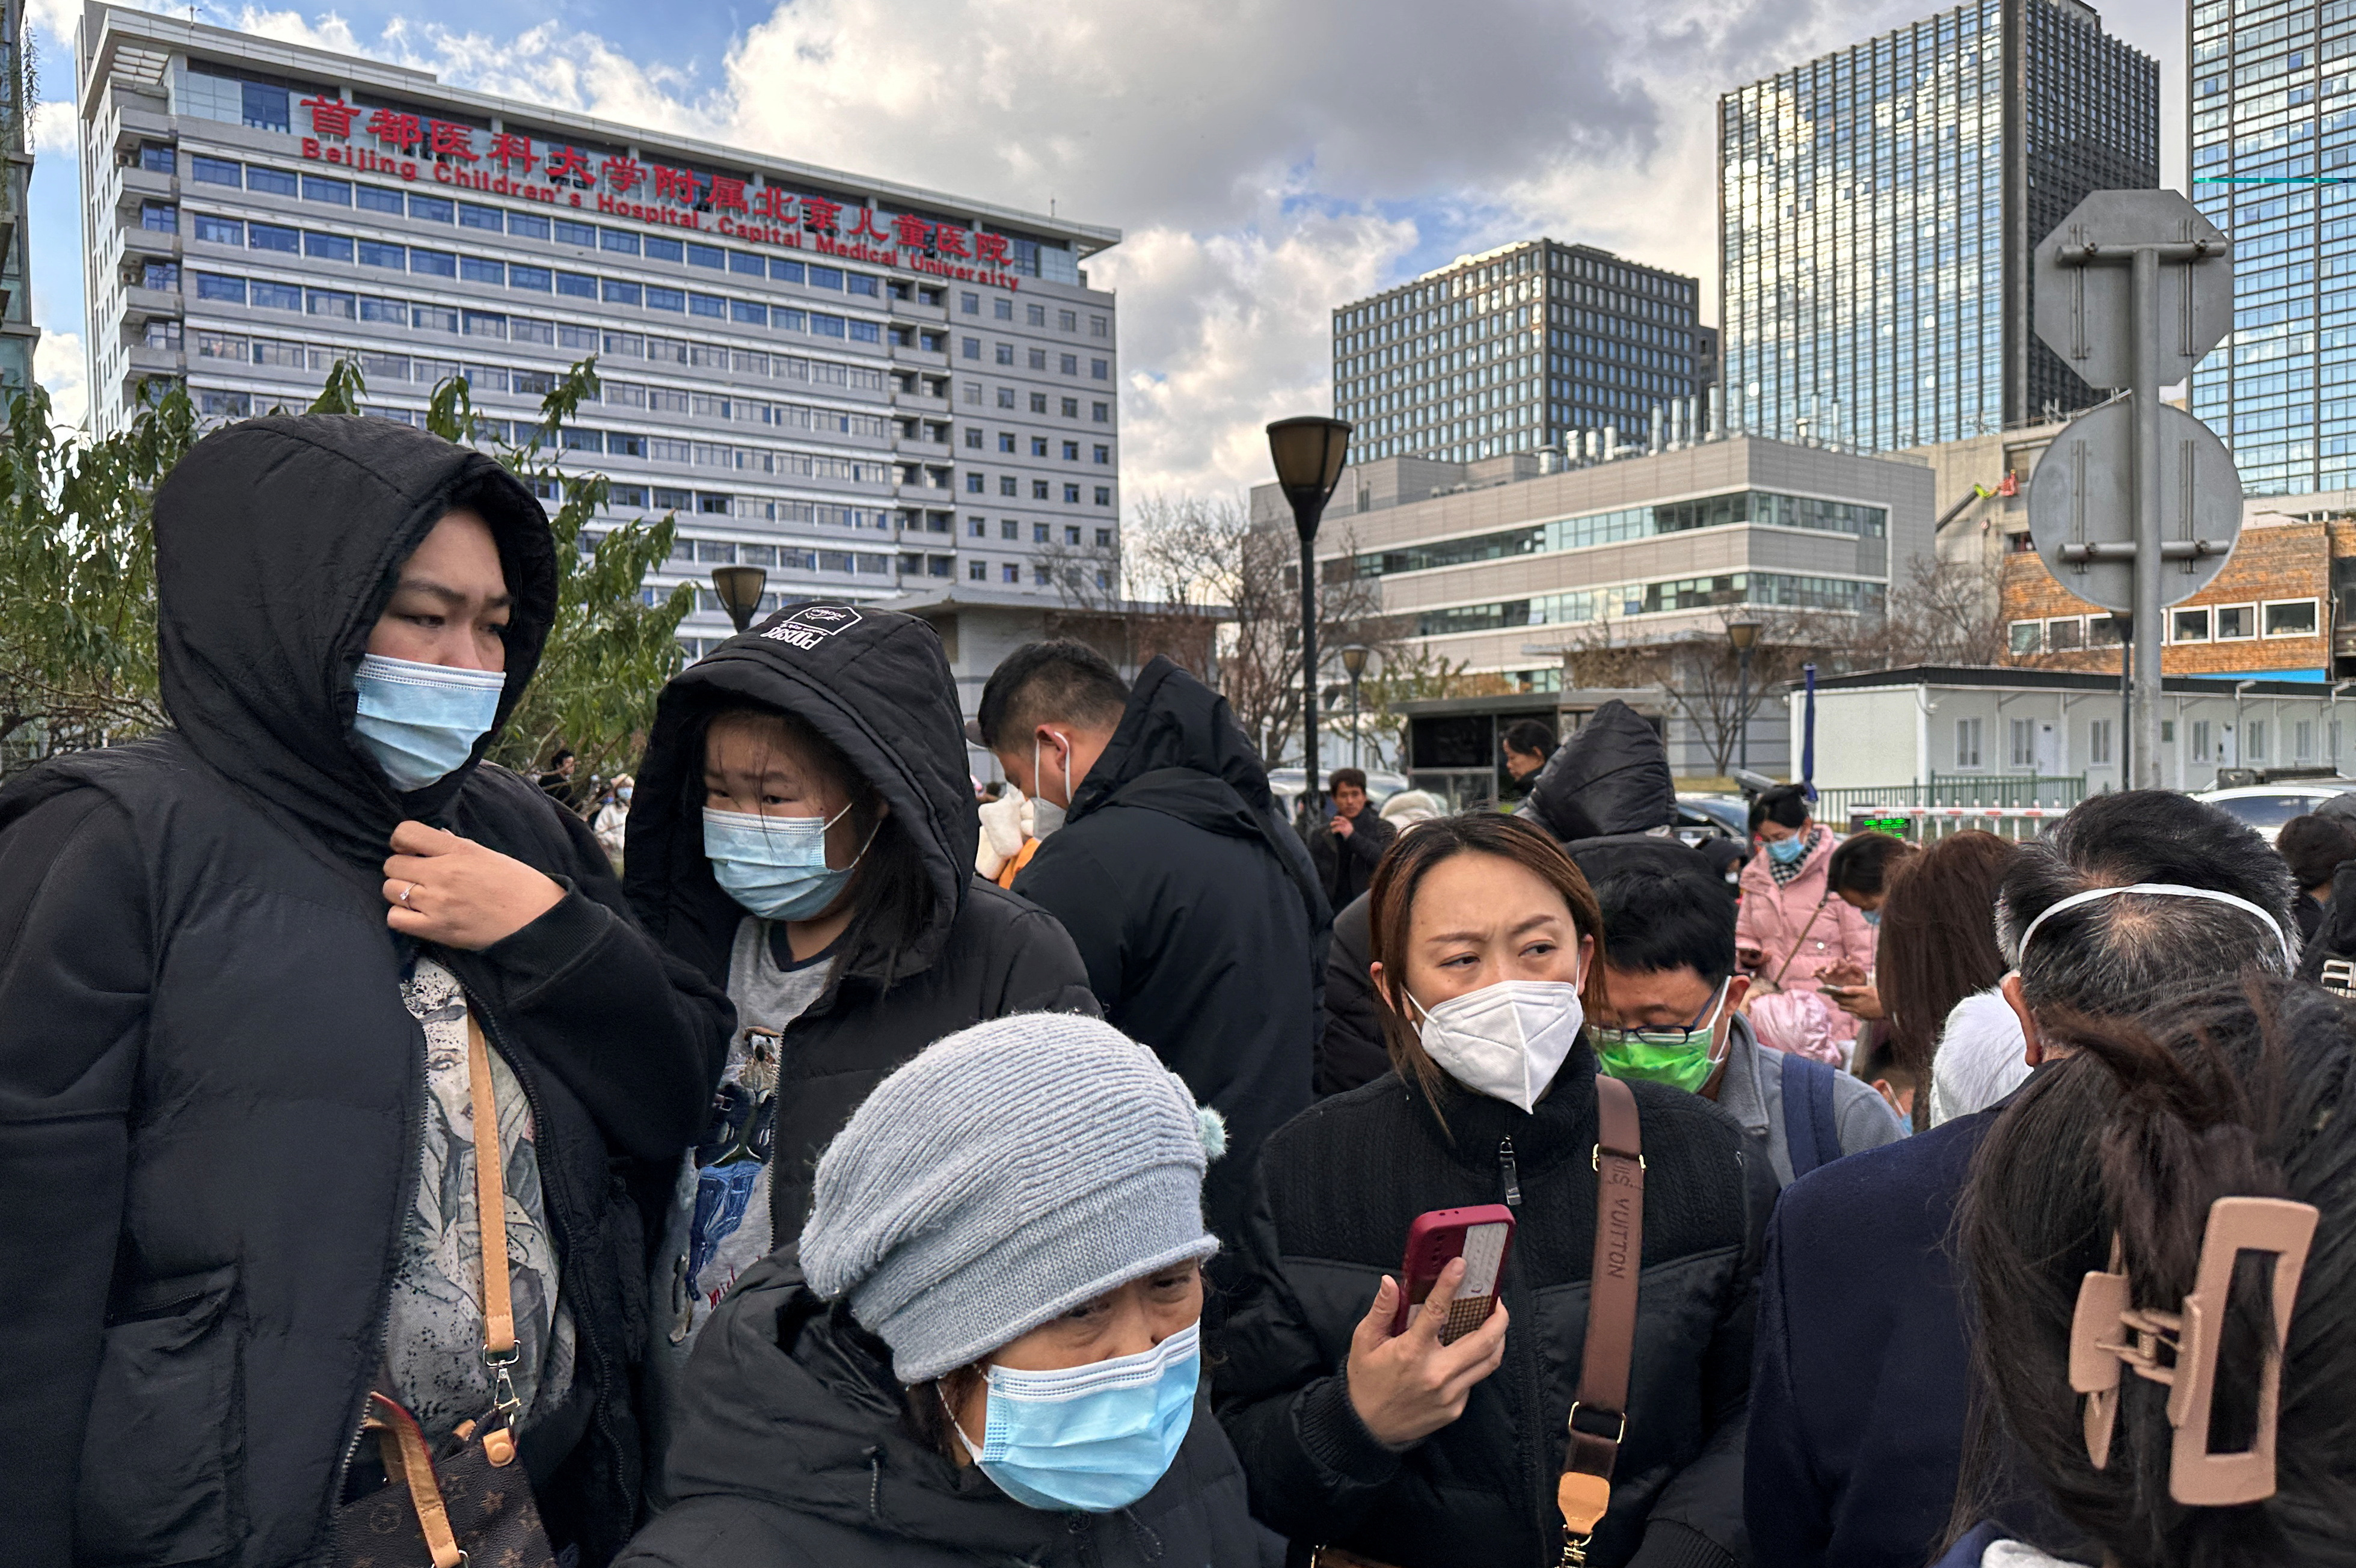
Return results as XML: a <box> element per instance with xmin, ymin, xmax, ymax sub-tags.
<box><xmin>1814</xmin><ymin>774</ymin><xmax>2085</xmax><ymax>818</ymax></box>
<box><xmin>1833</xmin><ymin>803</ymin><xmax>2079</xmax><ymax>844</ymax></box>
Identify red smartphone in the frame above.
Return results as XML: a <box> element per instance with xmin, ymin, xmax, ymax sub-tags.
<box><xmin>1391</xmin><ymin>1204</ymin><xmax>1517</xmax><ymax>1343</ymax></box>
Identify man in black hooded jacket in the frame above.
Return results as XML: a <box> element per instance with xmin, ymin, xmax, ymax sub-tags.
<box><xmin>0</xmin><ymin>417</ymin><xmax>731</xmax><ymax>1568</ymax></box>
<box><xmin>980</xmin><ymin>643</ymin><xmax>1330</xmax><ymax>1245</ymax></box>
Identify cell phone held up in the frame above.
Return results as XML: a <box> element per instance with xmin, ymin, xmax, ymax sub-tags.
<box><xmin>1392</xmin><ymin>1204</ymin><xmax>1517</xmax><ymax>1344</ymax></box>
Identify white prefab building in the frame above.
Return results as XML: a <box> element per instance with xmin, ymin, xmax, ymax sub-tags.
<box><xmin>76</xmin><ymin>4</ymin><xmax>1121</xmax><ymax>655</ymax></box>
<box><xmin>1797</xmin><ymin>664</ymin><xmax>2356</xmax><ymax>795</ymax></box>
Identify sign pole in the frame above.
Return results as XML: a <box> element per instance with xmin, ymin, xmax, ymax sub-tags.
<box><xmin>2130</xmin><ymin>246</ymin><xmax>2165</xmax><ymax>790</ymax></box>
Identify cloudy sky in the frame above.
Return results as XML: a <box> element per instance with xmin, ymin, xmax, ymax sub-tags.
<box><xmin>25</xmin><ymin>0</ymin><xmax>2191</xmax><ymax>500</ymax></box>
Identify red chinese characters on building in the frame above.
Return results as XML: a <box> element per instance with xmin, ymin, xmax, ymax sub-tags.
<box><xmin>892</xmin><ymin>212</ymin><xmax>933</xmax><ymax>249</ymax></box>
<box><xmin>301</xmin><ymin>96</ymin><xmax>358</xmax><ymax>138</ymax></box>
<box><xmin>428</xmin><ymin>121</ymin><xmax>480</xmax><ymax>162</ymax></box>
<box><xmin>752</xmin><ymin>186</ymin><xmax>796</xmax><ymax>222</ymax></box>
<box><xmin>489</xmin><ymin>133</ymin><xmax>536</xmax><ymax>173</ymax></box>
<box><xmin>653</xmin><ymin>165</ymin><xmax>700</xmax><ymax>205</ymax></box>
<box><xmin>603</xmin><ymin>156</ymin><xmax>645</xmax><ymax>194</ymax></box>
<box><xmin>366</xmin><ymin>109</ymin><xmax>423</xmax><ymax>152</ymax></box>
<box><xmin>544</xmin><ymin>145</ymin><xmax>593</xmax><ymax>185</ymax></box>
<box><xmin>801</xmin><ymin>197</ymin><xmax>842</xmax><ymax>233</ymax></box>
<box><xmin>710</xmin><ymin>176</ymin><xmax>749</xmax><ymax>213</ymax></box>
<box><xmin>934</xmin><ymin>223</ymin><xmax>971</xmax><ymax>259</ymax></box>
<box><xmin>845</xmin><ymin>207</ymin><xmax>889</xmax><ymax>241</ymax></box>
<box><xmin>973</xmin><ymin>231</ymin><xmax>1010</xmax><ymax>266</ymax></box>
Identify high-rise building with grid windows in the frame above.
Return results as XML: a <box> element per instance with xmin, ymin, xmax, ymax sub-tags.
<box><xmin>77</xmin><ymin>4</ymin><xmax>1120</xmax><ymax>658</ymax></box>
<box><xmin>2186</xmin><ymin>0</ymin><xmax>2355</xmax><ymax>497</ymax></box>
<box><xmin>1720</xmin><ymin>0</ymin><xmax>2158</xmax><ymax>453</ymax></box>
<box><xmin>1331</xmin><ymin>240</ymin><xmax>1708</xmax><ymax>466</ymax></box>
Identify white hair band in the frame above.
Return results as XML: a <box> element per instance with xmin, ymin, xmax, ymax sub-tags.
<box><xmin>2016</xmin><ymin>881</ymin><xmax>2296</xmax><ymax>969</ymax></box>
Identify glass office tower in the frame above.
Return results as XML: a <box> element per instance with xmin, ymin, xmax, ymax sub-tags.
<box><xmin>2186</xmin><ymin>0</ymin><xmax>2354</xmax><ymax>497</ymax></box>
<box><xmin>1331</xmin><ymin>239</ymin><xmax>1707</xmax><ymax>464</ymax></box>
<box><xmin>1720</xmin><ymin>0</ymin><xmax>2157</xmax><ymax>452</ymax></box>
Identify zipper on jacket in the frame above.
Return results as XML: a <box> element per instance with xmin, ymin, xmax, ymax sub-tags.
<box><xmin>1499</xmin><ymin>1136</ymin><xmax>1522</xmax><ymax>1207</ymax></box>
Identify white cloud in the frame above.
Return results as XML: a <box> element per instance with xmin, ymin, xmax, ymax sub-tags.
<box><xmin>35</xmin><ymin>328</ymin><xmax>85</xmax><ymax>433</ymax></box>
<box><xmin>29</xmin><ymin>100</ymin><xmax>76</xmax><ymax>156</ymax></box>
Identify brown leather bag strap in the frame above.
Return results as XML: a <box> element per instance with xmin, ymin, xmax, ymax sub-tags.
<box><xmin>1557</xmin><ymin>1071</ymin><xmax>1644</xmax><ymax>1564</ymax></box>
<box><xmin>465</xmin><ymin>1012</ymin><xmax>523</xmax><ymax>1463</ymax></box>
<box><xmin>364</xmin><ymin>1394</ymin><xmax>466</xmax><ymax>1568</ymax></box>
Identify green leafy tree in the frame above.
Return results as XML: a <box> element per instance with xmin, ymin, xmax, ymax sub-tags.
<box><xmin>0</xmin><ymin>380</ymin><xmax>197</xmax><ymax>770</ymax></box>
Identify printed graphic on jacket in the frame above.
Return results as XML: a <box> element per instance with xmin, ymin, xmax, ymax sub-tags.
<box><xmin>384</xmin><ymin>957</ymin><xmax>576</xmax><ymax>1441</ymax></box>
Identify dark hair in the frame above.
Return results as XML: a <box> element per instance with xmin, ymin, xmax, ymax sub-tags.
<box><xmin>1749</xmin><ymin>783</ymin><xmax>1811</xmax><ymax>832</ymax></box>
<box><xmin>2275</xmin><ymin>813</ymin><xmax>2356</xmax><ymax>890</ymax></box>
<box><xmin>550</xmin><ymin>746</ymin><xmax>575</xmax><ymax>766</ymax></box>
<box><xmin>700</xmin><ymin>705</ymin><xmax>933</xmax><ymax>969</ymax></box>
<box><xmin>975</xmin><ymin>639</ymin><xmax>1129</xmax><ymax>750</ymax></box>
<box><xmin>1502</xmin><ymin>720</ymin><xmax>1557</xmax><ymax>760</ymax></box>
<box><xmin>1876</xmin><ymin>831</ymin><xmax>2019</xmax><ymax>1131</ymax></box>
<box><xmin>1589</xmin><ymin>863</ymin><xmax>1737</xmax><ymax>987</ymax></box>
<box><xmin>1828</xmin><ymin>831</ymin><xmax>1917</xmax><ymax>897</ymax></box>
<box><xmin>1956</xmin><ymin>975</ymin><xmax>2356</xmax><ymax>1566</ymax></box>
<box><xmin>1996</xmin><ymin>791</ymin><xmax>2298</xmax><ymax>1017</ymax></box>
<box><xmin>1367</xmin><ymin>814</ymin><xmax>1606</xmax><ymax>1110</ymax></box>
<box><xmin>1330</xmin><ymin>767</ymin><xmax>1368</xmax><ymax>792</ymax></box>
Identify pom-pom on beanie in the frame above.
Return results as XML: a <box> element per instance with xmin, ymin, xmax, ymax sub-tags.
<box><xmin>798</xmin><ymin>1012</ymin><xmax>1221</xmax><ymax>1383</ymax></box>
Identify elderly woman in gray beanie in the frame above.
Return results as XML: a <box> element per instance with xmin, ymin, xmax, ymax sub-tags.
<box><xmin>612</xmin><ymin>1012</ymin><xmax>1268</xmax><ymax>1568</ymax></box>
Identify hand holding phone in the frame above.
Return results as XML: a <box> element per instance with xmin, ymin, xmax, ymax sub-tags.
<box><xmin>1346</xmin><ymin>1252</ymin><xmax>1512</xmax><ymax>1448</ymax></box>
<box><xmin>1392</xmin><ymin>1205</ymin><xmax>1515</xmax><ymax>1342</ymax></box>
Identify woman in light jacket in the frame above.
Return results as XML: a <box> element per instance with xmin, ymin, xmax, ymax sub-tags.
<box><xmin>1735</xmin><ymin>784</ymin><xmax>1875</xmax><ymax>1059</ymax></box>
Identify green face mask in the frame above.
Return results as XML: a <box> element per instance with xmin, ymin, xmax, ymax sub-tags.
<box><xmin>1592</xmin><ymin>980</ymin><xmax>1731</xmax><ymax>1094</ymax></box>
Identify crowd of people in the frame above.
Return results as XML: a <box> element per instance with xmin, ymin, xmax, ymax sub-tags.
<box><xmin>2</xmin><ymin>415</ymin><xmax>2351</xmax><ymax>1568</ymax></box>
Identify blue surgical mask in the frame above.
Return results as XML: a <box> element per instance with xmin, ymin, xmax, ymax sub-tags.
<box><xmin>1767</xmin><ymin>833</ymin><xmax>1810</xmax><ymax>866</ymax></box>
<box><xmin>1862</xmin><ymin>908</ymin><xmax>1881</xmax><ymax>927</ymax></box>
<box><xmin>702</xmin><ymin>804</ymin><xmax>869</xmax><ymax>922</ymax></box>
<box><xmin>947</xmin><ymin>1321</ymin><xmax>1200</xmax><ymax>1513</ymax></box>
<box><xmin>352</xmin><ymin>653</ymin><xmax>505</xmax><ymax>792</ymax></box>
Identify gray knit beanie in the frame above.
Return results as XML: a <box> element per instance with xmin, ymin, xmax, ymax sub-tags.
<box><xmin>798</xmin><ymin>1012</ymin><xmax>1223</xmax><ymax>1383</ymax></box>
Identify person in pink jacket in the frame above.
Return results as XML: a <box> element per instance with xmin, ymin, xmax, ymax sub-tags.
<box><xmin>1735</xmin><ymin>784</ymin><xmax>1876</xmax><ymax>1060</ymax></box>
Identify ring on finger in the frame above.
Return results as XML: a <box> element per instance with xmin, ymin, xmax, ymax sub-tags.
<box><xmin>399</xmin><ymin>881</ymin><xmax>417</xmax><ymax>905</ymax></box>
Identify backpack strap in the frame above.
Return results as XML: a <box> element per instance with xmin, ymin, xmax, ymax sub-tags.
<box><xmin>1559</xmin><ymin>1073</ymin><xmax>1644</xmax><ymax>1565</ymax></box>
<box><xmin>1779</xmin><ymin>1049</ymin><xmax>1842</xmax><ymax>1181</ymax></box>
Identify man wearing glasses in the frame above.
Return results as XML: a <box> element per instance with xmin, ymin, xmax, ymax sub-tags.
<box><xmin>1573</xmin><ymin>839</ymin><xmax>1904</xmax><ymax>1190</ymax></box>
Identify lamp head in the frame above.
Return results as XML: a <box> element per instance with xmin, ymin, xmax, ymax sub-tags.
<box><xmin>711</xmin><ymin>565</ymin><xmax>770</xmax><ymax>633</ymax></box>
<box><xmin>1725</xmin><ymin>617</ymin><xmax>1760</xmax><ymax>653</ymax></box>
<box><xmin>1339</xmin><ymin>643</ymin><xmax>1372</xmax><ymax>679</ymax></box>
<box><xmin>1266</xmin><ymin>416</ymin><xmax>1353</xmax><ymax>542</ymax></box>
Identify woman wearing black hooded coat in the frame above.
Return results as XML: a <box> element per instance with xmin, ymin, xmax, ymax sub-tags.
<box><xmin>621</xmin><ymin>602</ymin><xmax>1096</xmax><ymax>1468</ymax></box>
<box><xmin>0</xmin><ymin>417</ymin><xmax>733</xmax><ymax>1567</ymax></box>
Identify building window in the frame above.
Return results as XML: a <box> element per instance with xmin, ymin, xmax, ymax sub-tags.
<box><xmin>969</xmin><ymin>559</ymin><xmax>988</xmax><ymax>580</ymax></box>
<box><xmin>2007</xmin><ymin>620</ymin><xmax>2042</xmax><ymax>656</ymax></box>
<box><xmin>2089</xmin><ymin>718</ymin><xmax>2114</xmax><ymax>767</ymax></box>
<box><xmin>2265</xmin><ymin>599</ymin><xmax>2319</xmax><ymax>636</ymax></box>
<box><xmin>1954</xmin><ymin>717</ymin><xmax>1983</xmax><ymax>770</ymax></box>
<box><xmin>967</xmin><ymin>516</ymin><xmax>987</xmax><ymax>537</ymax></box>
<box><xmin>1061</xmin><ymin>440</ymin><xmax>1079</xmax><ymax>461</ymax></box>
<box><xmin>1090</xmin><ymin>359</ymin><xmax>1109</xmax><ymax>379</ymax></box>
<box><xmin>1090</xmin><ymin>315</ymin><xmax>1108</xmax><ymax>337</ymax></box>
<box><xmin>2215</xmin><ymin>604</ymin><xmax>2256</xmax><ymax>640</ymax></box>
<box><xmin>965</xmin><ymin>428</ymin><xmax>984</xmax><ymax>449</ymax></box>
<box><xmin>1059</xmin><ymin>354</ymin><xmax>1078</xmax><ymax>375</ymax></box>
<box><xmin>1093</xmin><ymin>486</ymin><xmax>1112</xmax><ymax>506</ymax></box>
<box><xmin>1001</xmin><ymin>477</ymin><xmax>1019</xmax><ymax>496</ymax></box>
<box><xmin>2248</xmin><ymin>720</ymin><xmax>2268</xmax><ymax>762</ymax></box>
<box><xmin>1028</xmin><ymin>348</ymin><xmax>1048</xmax><ymax>370</ymax></box>
<box><xmin>995</xmin><ymin>343</ymin><xmax>1014</xmax><ymax>366</ymax></box>
<box><xmin>1029</xmin><ymin>436</ymin><xmax>1048</xmax><ymax>458</ymax></box>
<box><xmin>2171</xmin><ymin>607</ymin><xmax>2210</xmax><ymax>643</ymax></box>
<box><xmin>1033</xmin><ymin>522</ymin><xmax>1050</xmax><ymax>543</ymax></box>
<box><xmin>962</xmin><ymin>291</ymin><xmax>980</xmax><ymax>313</ymax></box>
<box><xmin>2192</xmin><ymin>720</ymin><xmax>2213</xmax><ymax>762</ymax></box>
<box><xmin>1064</xmin><ymin>524</ymin><xmax>1082</xmax><ymax>545</ymax></box>
<box><xmin>1027</xmin><ymin>302</ymin><xmax>1047</xmax><ymax>326</ymax></box>
<box><xmin>1032</xmin><ymin>480</ymin><xmax>1051</xmax><ymax>501</ymax></box>
<box><xmin>998</xmin><ymin>433</ymin><xmax>1017</xmax><ymax>453</ymax></box>
<box><xmin>1033</xmin><ymin>565</ymin><xmax>1051</xmax><ymax>585</ymax></box>
<box><xmin>962</xmin><ymin>337</ymin><xmax>981</xmax><ymax>359</ymax></box>
<box><xmin>1029</xmin><ymin>393</ymin><xmax>1049</xmax><ymax>414</ymax></box>
<box><xmin>963</xmin><ymin>381</ymin><xmax>982</xmax><ymax>404</ymax></box>
<box><xmin>965</xmin><ymin>473</ymin><xmax>984</xmax><ymax>493</ymax></box>
<box><xmin>1002</xmin><ymin>563</ymin><xmax>1020</xmax><ymax>582</ymax></box>
<box><xmin>1095</xmin><ymin>527</ymin><xmax>1113</xmax><ymax>547</ymax></box>
<box><xmin>191</xmin><ymin>154</ymin><xmax>242</xmax><ymax>186</ymax></box>
<box><xmin>1001</xmin><ymin>519</ymin><xmax>1019</xmax><ymax>540</ymax></box>
<box><xmin>2296</xmin><ymin>719</ymin><xmax>2316</xmax><ymax>762</ymax></box>
<box><xmin>1061</xmin><ymin>396</ymin><xmax>1079</xmax><ymax>417</ymax></box>
<box><xmin>140</xmin><ymin>203</ymin><xmax>177</xmax><ymax>233</ymax></box>
<box><xmin>2008</xmin><ymin>718</ymin><xmax>2035</xmax><ymax>771</ymax></box>
<box><xmin>1093</xmin><ymin>444</ymin><xmax>1110</xmax><ymax>464</ymax></box>
<box><xmin>1093</xmin><ymin>402</ymin><xmax>1110</xmax><ymax>421</ymax></box>
<box><xmin>193</xmin><ymin>215</ymin><xmax>242</xmax><ymax>246</ymax></box>
<box><xmin>2046</xmin><ymin>618</ymin><xmax>2083</xmax><ymax>651</ymax></box>
<box><xmin>997</xmin><ymin>387</ymin><xmax>1016</xmax><ymax>408</ymax></box>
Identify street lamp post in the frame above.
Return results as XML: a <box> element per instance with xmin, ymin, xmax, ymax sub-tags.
<box><xmin>710</xmin><ymin>565</ymin><xmax>769</xmax><ymax>634</ymax></box>
<box><xmin>1339</xmin><ymin>644</ymin><xmax>1372</xmax><ymax>770</ymax></box>
<box><xmin>1726</xmin><ymin>617</ymin><xmax>1760</xmax><ymax>771</ymax></box>
<box><xmin>1266</xmin><ymin>416</ymin><xmax>1353</xmax><ymax>822</ymax></box>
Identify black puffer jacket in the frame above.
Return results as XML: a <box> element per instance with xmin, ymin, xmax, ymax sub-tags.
<box><xmin>1012</xmin><ymin>657</ymin><xmax>1331</xmax><ymax>1244</ymax></box>
<box><xmin>1316</xmin><ymin>893</ymin><xmax>1388</xmax><ymax>1097</ymax></box>
<box><xmin>0</xmin><ymin>417</ymin><xmax>732</xmax><ymax>1568</ymax></box>
<box><xmin>614</xmin><ymin>1258</ymin><xmax>1271</xmax><ymax>1568</ymax></box>
<box><xmin>1523</xmin><ymin>700</ymin><xmax>1676</xmax><ymax>843</ymax></box>
<box><xmin>624</xmin><ymin>603</ymin><xmax>1097</xmax><ymax>1245</ymax></box>
<box><xmin>1216</xmin><ymin>1047</ymin><xmax>1770</xmax><ymax>1568</ymax></box>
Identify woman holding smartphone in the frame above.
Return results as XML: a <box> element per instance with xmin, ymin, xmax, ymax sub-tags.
<box><xmin>1216</xmin><ymin>814</ymin><xmax>1767</xmax><ymax>1568</ymax></box>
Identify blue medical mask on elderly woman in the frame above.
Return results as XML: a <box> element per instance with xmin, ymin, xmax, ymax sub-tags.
<box><xmin>944</xmin><ymin>1321</ymin><xmax>1201</xmax><ymax>1511</ymax></box>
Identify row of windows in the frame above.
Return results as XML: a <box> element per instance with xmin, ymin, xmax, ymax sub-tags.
<box><xmin>955</xmin><ymin>518</ymin><xmax>1118</xmax><ymax>547</ymax></box>
<box><xmin>955</xmin><ymin>384</ymin><xmax>1114</xmax><ymax>423</ymax></box>
<box><xmin>952</xmin><ymin>292</ymin><xmax>1107</xmax><ymax>337</ymax></box>
<box><xmin>1411</xmin><ymin>571</ymin><xmax>1883</xmax><ymax>638</ymax></box>
<box><xmin>959</xmin><ymin>472</ymin><xmax>1114</xmax><ymax>506</ymax></box>
<box><xmin>185</xmin><ymin>156</ymin><xmax>896</xmax><ymax>296</ymax></box>
<box><xmin>2004</xmin><ymin>598</ymin><xmax>2319</xmax><ymax>656</ymax></box>
<box><xmin>956</xmin><ymin>337</ymin><xmax>1111</xmax><ymax>379</ymax></box>
<box><xmin>182</xmin><ymin>254</ymin><xmax>887</xmax><ymax>341</ymax></box>
<box><xmin>957</xmin><ymin>429</ymin><xmax>1112</xmax><ymax>463</ymax></box>
<box><xmin>1945</xmin><ymin>715</ymin><xmax>2120</xmax><ymax>772</ymax></box>
<box><xmin>1353</xmin><ymin>489</ymin><xmax>1886</xmax><ymax>579</ymax></box>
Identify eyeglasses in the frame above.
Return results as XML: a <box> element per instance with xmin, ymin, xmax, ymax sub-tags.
<box><xmin>1591</xmin><ymin>978</ymin><xmax>1731</xmax><ymax>1051</ymax></box>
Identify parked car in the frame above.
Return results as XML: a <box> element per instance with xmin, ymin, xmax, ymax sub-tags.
<box><xmin>2193</xmin><ymin>779</ymin><xmax>2356</xmax><ymax>843</ymax></box>
<box><xmin>1675</xmin><ymin>793</ymin><xmax>1750</xmax><ymax>846</ymax></box>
